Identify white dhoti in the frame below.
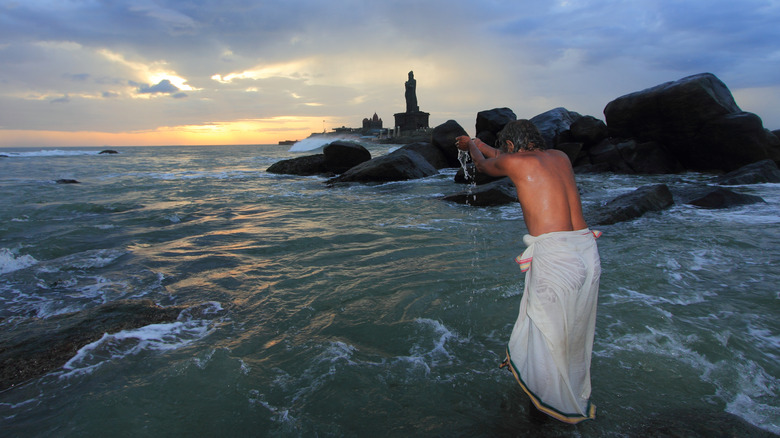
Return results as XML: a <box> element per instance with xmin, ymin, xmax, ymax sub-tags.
<box><xmin>505</xmin><ymin>229</ymin><xmax>601</xmax><ymax>424</ymax></box>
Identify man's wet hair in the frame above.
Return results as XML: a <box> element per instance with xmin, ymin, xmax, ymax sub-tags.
<box><xmin>496</xmin><ymin>120</ymin><xmax>547</xmax><ymax>153</ymax></box>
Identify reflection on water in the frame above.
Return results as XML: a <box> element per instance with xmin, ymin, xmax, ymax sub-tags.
<box><xmin>0</xmin><ymin>145</ymin><xmax>777</xmax><ymax>436</ymax></box>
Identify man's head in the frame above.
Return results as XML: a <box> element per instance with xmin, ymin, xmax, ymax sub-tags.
<box><xmin>496</xmin><ymin>120</ymin><xmax>547</xmax><ymax>153</ymax></box>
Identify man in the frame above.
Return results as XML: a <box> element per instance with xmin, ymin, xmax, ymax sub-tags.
<box><xmin>456</xmin><ymin>120</ymin><xmax>601</xmax><ymax>424</ymax></box>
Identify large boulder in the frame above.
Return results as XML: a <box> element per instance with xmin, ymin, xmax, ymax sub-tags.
<box><xmin>686</xmin><ymin>187</ymin><xmax>765</xmax><ymax>209</ymax></box>
<box><xmin>697</xmin><ymin>112</ymin><xmax>780</xmax><ymax>170</ymax></box>
<box><xmin>431</xmin><ymin>120</ymin><xmax>468</xmax><ymax>168</ymax></box>
<box><xmin>591</xmin><ymin>184</ymin><xmax>674</xmax><ymax>225</ymax></box>
<box><xmin>476</xmin><ymin>108</ymin><xmax>517</xmax><ymax>145</ymax></box>
<box><xmin>398</xmin><ymin>142</ymin><xmax>450</xmax><ymax>169</ymax></box>
<box><xmin>584</xmin><ymin>139</ymin><xmax>683</xmax><ymax>174</ymax></box>
<box><xmin>266</xmin><ymin>154</ymin><xmax>329</xmax><ymax>176</ymax></box>
<box><xmin>323</xmin><ymin>141</ymin><xmax>371</xmax><ymax>173</ymax></box>
<box><xmin>442</xmin><ymin>177</ymin><xmax>517</xmax><ymax>206</ymax></box>
<box><xmin>326</xmin><ymin>149</ymin><xmax>438</xmax><ymax>184</ymax></box>
<box><xmin>718</xmin><ymin>159</ymin><xmax>780</xmax><ymax>185</ymax></box>
<box><xmin>569</xmin><ymin>115</ymin><xmax>608</xmax><ymax>149</ymax></box>
<box><xmin>267</xmin><ymin>141</ymin><xmax>372</xmax><ymax>176</ymax></box>
<box><xmin>604</xmin><ymin>73</ymin><xmax>780</xmax><ymax>171</ymax></box>
<box><xmin>529</xmin><ymin>107</ymin><xmax>582</xmax><ymax>148</ymax></box>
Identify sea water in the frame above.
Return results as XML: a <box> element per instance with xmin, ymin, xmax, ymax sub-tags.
<box><xmin>0</xmin><ymin>145</ymin><xmax>777</xmax><ymax>436</ymax></box>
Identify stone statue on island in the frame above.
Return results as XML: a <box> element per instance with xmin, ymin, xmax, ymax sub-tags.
<box><xmin>405</xmin><ymin>71</ymin><xmax>419</xmax><ymax>113</ymax></box>
<box><xmin>394</xmin><ymin>70</ymin><xmax>429</xmax><ymax>132</ymax></box>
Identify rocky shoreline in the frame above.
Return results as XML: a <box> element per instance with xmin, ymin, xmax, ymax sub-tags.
<box><xmin>268</xmin><ymin>72</ymin><xmax>780</xmax><ymax>226</ymax></box>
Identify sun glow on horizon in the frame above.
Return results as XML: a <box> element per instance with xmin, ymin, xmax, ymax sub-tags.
<box><xmin>0</xmin><ymin>117</ymin><xmax>332</xmax><ymax>148</ymax></box>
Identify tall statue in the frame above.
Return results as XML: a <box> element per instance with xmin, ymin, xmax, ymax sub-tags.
<box><xmin>405</xmin><ymin>71</ymin><xmax>419</xmax><ymax>113</ymax></box>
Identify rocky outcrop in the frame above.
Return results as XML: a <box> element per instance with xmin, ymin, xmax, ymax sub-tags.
<box><xmin>529</xmin><ymin>107</ymin><xmax>582</xmax><ymax>148</ymax></box>
<box><xmin>398</xmin><ymin>142</ymin><xmax>450</xmax><ymax>169</ymax></box>
<box><xmin>56</xmin><ymin>179</ymin><xmax>80</xmax><ymax>184</ymax></box>
<box><xmin>99</xmin><ymin>150</ymin><xmax>119</xmax><ymax>154</ymax></box>
<box><xmin>266</xmin><ymin>154</ymin><xmax>329</xmax><ymax>176</ymax></box>
<box><xmin>717</xmin><ymin>159</ymin><xmax>780</xmax><ymax>185</ymax></box>
<box><xmin>604</xmin><ymin>73</ymin><xmax>780</xmax><ymax>172</ymax></box>
<box><xmin>590</xmin><ymin>184</ymin><xmax>674</xmax><ymax>226</ymax></box>
<box><xmin>431</xmin><ymin>120</ymin><xmax>468</xmax><ymax>167</ymax></box>
<box><xmin>442</xmin><ymin>178</ymin><xmax>517</xmax><ymax>206</ymax></box>
<box><xmin>686</xmin><ymin>187</ymin><xmax>765</xmax><ymax>209</ymax></box>
<box><xmin>0</xmin><ymin>300</ymin><xmax>185</xmax><ymax>390</ymax></box>
<box><xmin>475</xmin><ymin>108</ymin><xmax>517</xmax><ymax>146</ymax></box>
<box><xmin>267</xmin><ymin>141</ymin><xmax>371</xmax><ymax>176</ymax></box>
<box><xmin>569</xmin><ymin>115</ymin><xmax>608</xmax><ymax>149</ymax></box>
<box><xmin>326</xmin><ymin>149</ymin><xmax>438</xmax><ymax>184</ymax></box>
<box><xmin>323</xmin><ymin>141</ymin><xmax>372</xmax><ymax>173</ymax></box>
<box><xmin>583</xmin><ymin>139</ymin><xmax>684</xmax><ymax>174</ymax></box>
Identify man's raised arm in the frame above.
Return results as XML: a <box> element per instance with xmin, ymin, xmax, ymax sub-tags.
<box><xmin>455</xmin><ymin>136</ymin><xmax>508</xmax><ymax>177</ymax></box>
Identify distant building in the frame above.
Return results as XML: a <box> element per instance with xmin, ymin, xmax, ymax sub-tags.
<box><xmin>362</xmin><ymin>113</ymin><xmax>383</xmax><ymax>130</ymax></box>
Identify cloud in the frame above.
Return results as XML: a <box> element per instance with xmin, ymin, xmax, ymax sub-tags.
<box><xmin>134</xmin><ymin>79</ymin><xmax>181</xmax><ymax>96</ymax></box>
<box><xmin>1</xmin><ymin>0</ymin><xmax>779</xmax><ymax>143</ymax></box>
<box><xmin>49</xmin><ymin>94</ymin><xmax>70</xmax><ymax>104</ymax></box>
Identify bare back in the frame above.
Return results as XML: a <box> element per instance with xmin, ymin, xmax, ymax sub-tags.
<box><xmin>494</xmin><ymin>149</ymin><xmax>587</xmax><ymax>236</ymax></box>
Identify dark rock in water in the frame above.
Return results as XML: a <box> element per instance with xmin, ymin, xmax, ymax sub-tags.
<box><xmin>454</xmin><ymin>166</ymin><xmax>503</xmax><ymax>185</ymax></box>
<box><xmin>0</xmin><ymin>300</ymin><xmax>184</xmax><ymax>390</ymax></box>
<box><xmin>476</xmin><ymin>107</ymin><xmax>517</xmax><ymax>143</ymax></box>
<box><xmin>591</xmin><ymin>184</ymin><xmax>674</xmax><ymax>225</ymax></box>
<box><xmin>442</xmin><ymin>177</ymin><xmax>517</xmax><ymax>206</ymax></box>
<box><xmin>569</xmin><ymin>115</ymin><xmax>608</xmax><ymax>149</ymax></box>
<box><xmin>476</xmin><ymin>130</ymin><xmax>497</xmax><ymax>147</ymax></box>
<box><xmin>584</xmin><ymin>139</ymin><xmax>683</xmax><ymax>174</ymax></box>
<box><xmin>628</xmin><ymin>408</ymin><xmax>776</xmax><ymax>438</ymax></box>
<box><xmin>398</xmin><ymin>142</ymin><xmax>450</xmax><ymax>169</ymax></box>
<box><xmin>266</xmin><ymin>154</ymin><xmax>329</xmax><ymax>176</ymax></box>
<box><xmin>554</xmin><ymin>142</ymin><xmax>583</xmax><ymax>166</ymax></box>
<box><xmin>529</xmin><ymin>107</ymin><xmax>582</xmax><ymax>148</ymax></box>
<box><xmin>616</xmin><ymin>140</ymin><xmax>684</xmax><ymax>174</ymax></box>
<box><xmin>326</xmin><ymin>149</ymin><xmax>437</xmax><ymax>184</ymax></box>
<box><xmin>99</xmin><ymin>150</ymin><xmax>119</xmax><ymax>154</ymax></box>
<box><xmin>56</xmin><ymin>179</ymin><xmax>80</xmax><ymax>184</ymax></box>
<box><xmin>697</xmin><ymin>111</ymin><xmax>780</xmax><ymax>170</ymax></box>
<box><xmin>718</xmin><ymin>159</ymin><xmax>780</xmax><ymax>185</ymax></box>
<box><xmin>687</xmin><ymin>187</ymin><xmax>765</xmax><ymax>209</ymax></box>
<box><xmin>431</xmin><ymin>120</ymin><xmax>468</xmax><ymax>168</ymax></box>
<box><xmin>604</xmin><ymin>73</ymin><xmax>780</xmax><ymax>171</ymax></box>
<box><xmin>322</xmin><ymin>141</ymin><xmax>371</xmax><ymax>173</ymax></box>
<box><xmin>267</xmin><ymin>141</ymin><xmax>370</xmax><ymax>176</ymax></box>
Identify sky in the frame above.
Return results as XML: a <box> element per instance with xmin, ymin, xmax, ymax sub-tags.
<box><xmin>1</xmin><ymin>0</ymin><xmax>779</xmax><ymax>147</ymax></box>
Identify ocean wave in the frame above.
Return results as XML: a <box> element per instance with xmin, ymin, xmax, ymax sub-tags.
<box><xmin>288</xmin><ymin>136</ymin><xmax>360</xmax><ymax>152</ymax></box>
<box><xmin>1</xmin><ymin>149</ymin><xmax>103</xmax><ymax>158</ymax></box>
<box><xmin>60</xmin><ymin>302</ymin><xmax>223</xmax><ymax>378</ymax></box>
<box><xmin>0</xmin><ymin>248</ymin><xmax>38</xmax><ymax>274</ymax></box>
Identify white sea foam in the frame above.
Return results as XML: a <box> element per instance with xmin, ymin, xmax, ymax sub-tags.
<box><xmin>287</xmin><ymin>136</ymin><xmax>358</xmax><ymax>152</ymax></box>
<box><xmin>1</xmin><ymin>149</ymin><xmax>101</xmax><ymax>158</ymax></box>
<box><xmin>61</xmin><ymin>303</ymin><xmax>221</xmax><ymax>378</ymax></box>
<box><xmin>0</xmin><ymin>248</ymin><xmax>38</xmax><ymax>274</ymax></box>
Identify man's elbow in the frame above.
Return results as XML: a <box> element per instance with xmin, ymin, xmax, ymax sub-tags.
<box><xmin>475</xmin><ymin>162</ymin><xmax>501</xmax><ymax>177</ymax></box>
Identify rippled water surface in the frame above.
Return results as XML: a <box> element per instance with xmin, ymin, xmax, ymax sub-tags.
<box><xmin>1</xmin><ymin>145</ymin><xmax>778</xmax><ymax>436</ymax></box>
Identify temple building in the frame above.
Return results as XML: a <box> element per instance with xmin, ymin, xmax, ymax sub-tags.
<box><xmin>362</xmin><ymin>113</ymin><xmax>383</xmax><ymax>130</ymax></box>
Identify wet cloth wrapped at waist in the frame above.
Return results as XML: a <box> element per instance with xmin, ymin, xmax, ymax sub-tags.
<box><xmin>515</xmin><ymin>229</ymin><xmax>601</xmax><ymax>272</ymax></box>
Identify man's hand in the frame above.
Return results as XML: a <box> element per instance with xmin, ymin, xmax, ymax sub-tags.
<box><xmin>455</xmin><ymin>135</ymin><xmax>472</xmax><ymax>151</ymax></box>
